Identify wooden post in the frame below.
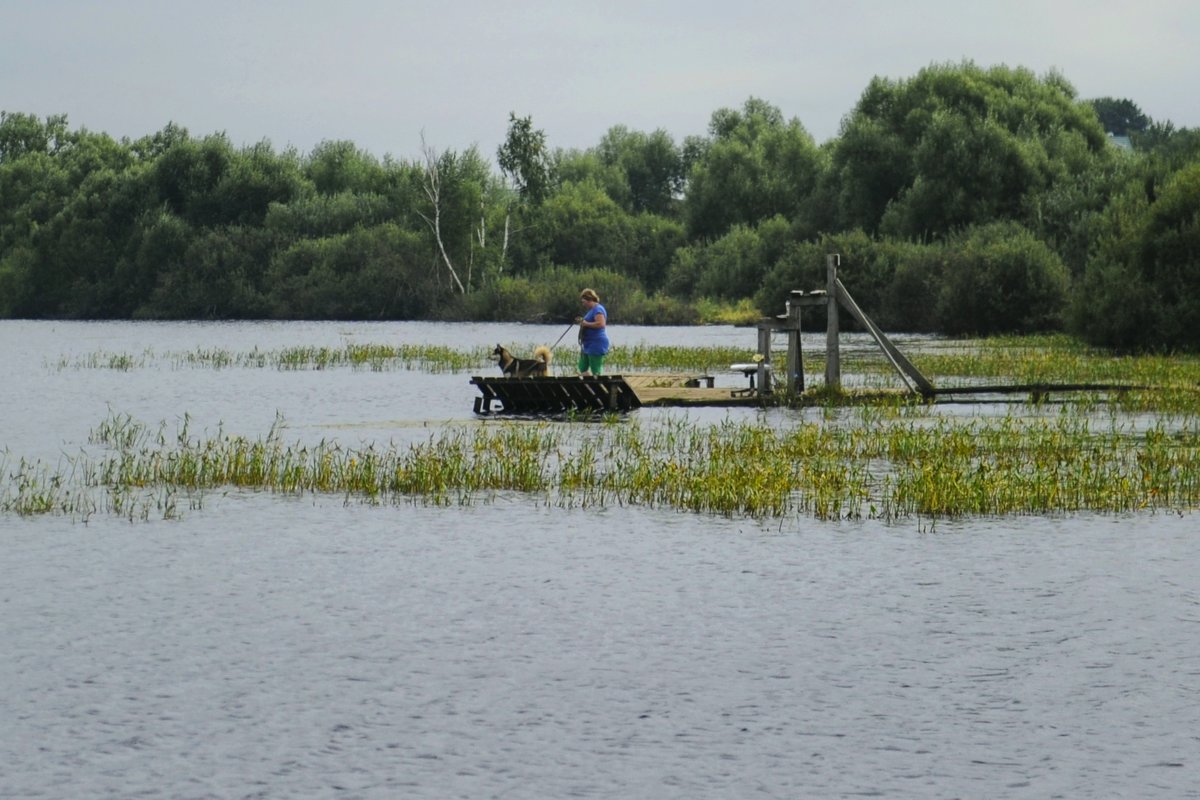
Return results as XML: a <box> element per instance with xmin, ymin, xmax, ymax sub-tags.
<box><xmin>833</xmin><ymin>278</ymin><xmax>935</xmax><ymax>398</ymax></box>
<box><xmin>825</xmin><ymin>254</ymin><xmax>840</xmax><ymax>391</ymax></box>
<box><xmin>785</xmin><ymin>293</ymin><xmax>804</xmax><ymax>393</ymax></box>
<box><xmin>756</xmin><ymin>325</ymin><xmax>772</xmax><ymax>394</ymax></box>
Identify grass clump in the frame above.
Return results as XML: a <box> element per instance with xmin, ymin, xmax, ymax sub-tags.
<box><xmin>11</xmin><ymin>405</ymin><xmax>1200</xmax><ymax>522</ymax></box>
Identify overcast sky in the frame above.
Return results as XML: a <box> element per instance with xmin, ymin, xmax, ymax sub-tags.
<box><xmin>3</xmin><ymin>0</ymin><xmax>1196</xmax><ymax>162</ymax></box>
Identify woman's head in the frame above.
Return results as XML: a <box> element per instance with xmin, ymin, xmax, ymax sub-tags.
<box><xmin>580</xmin><ymin>288</ymin><xmax>600</xmax><ymax>304</ymax></box>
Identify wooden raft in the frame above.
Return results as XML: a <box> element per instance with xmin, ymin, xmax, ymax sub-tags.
<box><xmin>471</xmin><ymin>373</ymin><xmax>731</xmax><ymax>414</ymax></box>
<box><xmin>471</xmin><ymin>375</ymin><xmax>641</xmax><ymax>413</ymax></box>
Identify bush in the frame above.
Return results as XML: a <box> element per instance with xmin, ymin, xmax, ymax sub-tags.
<box><xmin>755</xmin><ymin>230</ymin><xmax>908</xmax><ymax>330</ymax></box>
<box><xmin>262</xmin><ymin>223</ymin><xmax>433</xmax><ymax>319</ymax></box>
<box><xmin>1070</xmin><ymin>163</ymin><xmax>1200</xmax><ymax>349</ymax></box>
<box><xmin>933</xmin><ymin>222</ymin><xmax>1070</xmax><ymax>335</ymax></box>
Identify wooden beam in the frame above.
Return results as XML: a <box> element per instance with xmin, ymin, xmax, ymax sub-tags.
<box><xmin>834</xmin><ymin>278</ymin><xmax>935</xmax><ymax>398</ymax></box>
<box><xmin>825</xmin><ymin>255</ymin><xmax>841</xmax><ymax>391</ymax></box>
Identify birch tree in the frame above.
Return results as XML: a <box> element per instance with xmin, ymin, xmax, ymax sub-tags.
<box><xmin>417</xmin><ymin>133</ymin><xmax>466</xmax><ymax>293</ymax></box>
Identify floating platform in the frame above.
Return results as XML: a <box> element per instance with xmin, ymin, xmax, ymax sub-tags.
<box><xmin>470</xmin><ymin>373</ymin><xmax>763</xmax><ymax>414</ymax></box>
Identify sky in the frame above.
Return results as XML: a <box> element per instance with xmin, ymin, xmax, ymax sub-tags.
<box><xmin>3</xmin><ymin>0</ymin><xmax>1197</xmax><ymax>163</ymax></box>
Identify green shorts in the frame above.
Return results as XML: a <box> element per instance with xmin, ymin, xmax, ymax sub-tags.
<box><xmin>577</xmin><ymin>353</ymin><xmax>606</xmax><ymax>375</ymax></box>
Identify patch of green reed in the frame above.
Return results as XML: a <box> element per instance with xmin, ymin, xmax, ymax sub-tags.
<box><xmin>51</xmin><ymin>350</ymin><xmax>152</xmax><ymax>371</ymax></box>
<box><xmin>607</xmin><ymin>344</ymin><xmax>760</xmax><ymax>372</ymax></box>
<box><xmin>11</xmin><ymin>404</ymin><xmax>1200</xmax><ymax>522</ymax></box>
<box><xmin>57</xmin><ymin>344</ymin><xmax>491</xmax><ymax>372</ymax></box>
<box><xmin>56</xmin><ymin>342</ymin><xmax>787</xmax><ymax>375</ymax></box>
<box><xmin>908</xmin><ymin>334</ymin><xmax>1200</xmax><ymax>386</ymax></box>
<box><xmin>87</xmin><ymin>412</ymin><xmax>564</xmax><ymax>506</ymax></box>
<box><xmin>0</xmin><ymin>455</ymin><xmax>82</xmax><ymax>516</ymax></box>
<box><xmin>0</xmin><ymin>450</ymin><xmax>185</xmax><ymax>522</ymax></box>
<box><xmin>172</xmin><ymin>343</ymin><xmax>485</xmax><ymax>372</ymax></box>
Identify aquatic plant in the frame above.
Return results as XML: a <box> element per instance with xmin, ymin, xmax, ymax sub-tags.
<box><xmin>9</xmin><ymin>405</ymin><xmax>1200</xmax><ymax>523</ymax></box>
<box><xmin>51</xmin><ymin>333</ymin><xmax>1200</xmax><ymax>413</ymax></box>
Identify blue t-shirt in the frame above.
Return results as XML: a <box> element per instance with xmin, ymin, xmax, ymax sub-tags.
<box><xmin>580</xmin><ymin>303</ymin><xmax>610</xmax><ymax>355</ymax></box>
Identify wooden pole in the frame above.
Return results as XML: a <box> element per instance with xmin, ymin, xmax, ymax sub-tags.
<box><xmin>757</xmin><ymin>325</ymin><xmax>772</xmax><ymax>394</ymax></box>
<box><xmin>825</xmin><ymin>254</ymin><xmax>840</xmax><ymax>391</ymax></box>
<box><xmin>833</xmin><ymin>278</ymin><xmax>935</xmax><ymax>397</ymax></box>
<box><xmin>785</xmin><ymin>294</ymin><xmax>804</xmax><ymax>393</ymax></box>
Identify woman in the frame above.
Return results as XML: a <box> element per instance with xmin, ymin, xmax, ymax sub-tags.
<box><xmin>574</xmin><ymin>288</ymin><xmax>610</xmax><ymax>376</ymax></box>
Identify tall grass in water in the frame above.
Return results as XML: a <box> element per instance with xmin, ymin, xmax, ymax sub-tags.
<box><xmin>10</xmin><ymin>406</ymin><xmax>1200</xmax><ymax>521</ymax></box>
<box><xmin>59</xmin><ymin>342</ymin><xmax>771</xmax><ymax>375</ymax></box>
<box><xmin>0</xmin><ymin>450</ymin><xmax>184</xmax><ymax>522</ymax></box>
<box><xmin>53</xmin><ymin>334</ymin><xmax>1200</xmax><ymax>409</ymax></box>
<box><xmin>57</xmin><ymin>344</ymin><xmax>488</xmax><ymax>372</ymax></box>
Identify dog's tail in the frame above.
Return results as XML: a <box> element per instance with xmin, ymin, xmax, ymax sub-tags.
<box><xmin>534</xmin><ymin>345</ymin><xmax>552</xmax><ymax>366</ymax></box>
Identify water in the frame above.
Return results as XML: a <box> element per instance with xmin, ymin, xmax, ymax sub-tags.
<box><xmin>2</xmin><ymin>321</ymin><xmax>1198</xmax><ymax>798</ymax></box>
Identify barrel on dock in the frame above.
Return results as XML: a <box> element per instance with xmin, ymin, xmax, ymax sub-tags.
<box><xmin>471</xmin><ymin>375</ymin><xmax>642</xmax><ymax>414</ymax></box>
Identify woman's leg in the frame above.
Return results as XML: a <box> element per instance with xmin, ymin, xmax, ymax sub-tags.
<box><xmin>577</xmin><ymin>354</ymin><xmax>604</xmax><ymax>375</ymax></box>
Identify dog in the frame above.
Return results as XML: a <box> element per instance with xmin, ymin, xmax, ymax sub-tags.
<box><xmin>493</xmin><ymin>344</ymin><xmax>552</xmax><ymax>377</ymax></box>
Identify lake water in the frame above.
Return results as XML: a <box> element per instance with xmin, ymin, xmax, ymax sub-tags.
<box><xmin>2</xmin><ymin>320</ymin><xmax>1198</xmax><ymax>799</ymax></box>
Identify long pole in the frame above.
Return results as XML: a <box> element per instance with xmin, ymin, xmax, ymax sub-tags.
<box><xmin>550</xmin><ymin>321</ymin><xmax>575</xmax><ymax>350</ymax></box>
<box><xmin>825</xmin><ymin>254</ymin><xmax>841</xmax><ymax>392</ymax></box>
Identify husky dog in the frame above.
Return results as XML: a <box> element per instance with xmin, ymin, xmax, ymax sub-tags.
<box><xmin>493</xmin><ymin>344</ymin><xmax>552</xmax><ymax>377</ymax></box>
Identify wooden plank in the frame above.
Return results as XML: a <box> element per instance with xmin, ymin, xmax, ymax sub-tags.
<box><xmin>834</xmin><ymin>278</ymin><xmax>935</xmax><ymax>397</ymax></box>
<box><xmin>931</xmin><ymin>382</ymin><xmax>1144</xmax><ymax>397</ymax></box>
<box><xmin>634</xmin><ymin>386</ymin><xmax>751</xmax><ymax>406</ymax></box>
<box><xmin>470</xmin><ymin>375</ymin><xmax>647</xmax><ymax>414</ymax></box>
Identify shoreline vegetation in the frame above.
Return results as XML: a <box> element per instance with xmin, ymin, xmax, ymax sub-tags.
<box><xmin>3</xmin><ymin>64</ymin><xmax>1198</xmax><ymax>351</ymax></box>
<box><xmin>7</xmin><ymin>335</ymin><xmax>1200</xmax><ymax>522</ymax></box>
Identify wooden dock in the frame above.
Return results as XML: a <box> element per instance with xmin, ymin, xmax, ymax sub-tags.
<box><xmin>472</xmin><ymin>254</ymin><xmax>1147</xmax><ymax>415</ymax></box>
<box><xmin>470</xmin><ymin>373</ymin><xmax>762</xmax><ymax>414</ymax></box>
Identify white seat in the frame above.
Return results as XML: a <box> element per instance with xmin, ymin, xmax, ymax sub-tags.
<box><xmin>730</xmin><ymin>362</ymin><xmax>771</xmax><ymax>390</ymax></box>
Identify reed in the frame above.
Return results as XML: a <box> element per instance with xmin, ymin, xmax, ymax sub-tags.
<box><xmin>58</xmin><ymin>342</ymin><xmax>771</xmax><ymax>375</ymax></box>
<box><xmin>17</xmin><ymin>328</ymin><xmax>1200</xmax><ymax>522</ymax></box>
<box><xmin>58</xmin><ymin>333</ymin><xmax>1196</xmax><ymax>386</ymax></box>
<box><xmin>0</xmin><ymin>450</ymin><xmax>186</xmax><ymax>522</ymax></box>
<box><xmin>10</xmin><ymin>405</ymin><xmax>1200</xmax><ymax>521</ymax></box>
<box><xmin>155</xmin><ymin>409</ymin><xmax>1200</xmax><ymax>516</ymax></box>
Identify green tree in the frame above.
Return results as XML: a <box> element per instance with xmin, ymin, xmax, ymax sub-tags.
<box><xmin>264</xmin><ymin>192</ymin><xmax>394</xmax><ymax>239</ymax></box>
<box><xmin>516</xmin><ymin>180</ymin><xmax>684</xmax><ymax>289</ymax></box>
<box><xmin>149</xmin><ymin>132</ymin><xmax>235</xmax><ymax>226</ymax></box>
<box><xmin>415</xmin><ymin>142</ymin><xmax>498</xmax><ymax>292</ymax></box>
<box><xmin>754</xmin><ymin>230</ymin><xmax>914</xmax><ymax>329</ymax></box>
<box><xmin>497</xmin><ymin>113</ymin><xmax>553</xmax><ymax>206</ymax></box>
<box><xmin>684</xmin><ymin>98</ymin><xmax>824</xmax><ymax>240</ymax></box>
<box><xmin>265</xmin><ymin>223</ymin><xmax>434</xmax><ymax>318</ymax></box>
<box><xmin>144</xmin><ymin>225</ymin><xmax>277</xmax><ymax>318</ymax></box>
<box><xmin>1071</xmin><ymin>162</ymin><xmax>1200</xmax><ymax>349</ymax></box>
<box><xmin>595</xmin><ymin>125</ymin><xmax>684</xmax><ymax>217</ymax></box>
<box><xmin>830</xmin><ymin>62</ymin><xmax>1110</xmax><ymax>240</ymax></box>
<box><xmin>0</xmin><ymin>111</ymin><xmax>70</xmax><ymax>162</ymax></box>
<box><xmin>123</xmin><ymin>210</ymin><xmax>195</xmax><ymax>318</ymax></box>
<box><xmin>304</xmin><ymin>139</ymin><xmax>388</xmax><ymax>195</ymax></box>
<box><xmin>1088</xmin><ymin>97</ymin><xmax>1150</xmax><ymax>136</ymax></box>
<box><xmin>933</xmin><ymin>222</ymin><xmax>1070</xmax><ymax>335</ymax></box>
<box><xmin>552</xmin><ymin>147</ymin><xmax>626</xmax><ymax>201</ymax></box>
<box><xmin>668</xmin><ymin>215</ymin><xmax>794</xmax><ymax>299</ymax></box>
<box><xmin>210</xmin><ymin>140</ymin><xmax>307</xmax><ymax>226</ymax></box>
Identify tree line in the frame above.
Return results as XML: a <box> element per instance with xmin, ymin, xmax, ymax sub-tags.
<box><xmin>2</xmin><ymin>61</ymin><xmax>1198</xmax><ymax>350</ymax></box>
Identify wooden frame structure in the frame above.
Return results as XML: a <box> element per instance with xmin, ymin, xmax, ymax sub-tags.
<box><xmin>470</xmin><ymin>254</ymin><xmax>1138</xmax><ymax>413</ymax></box>
<box><xmin>471</xmin><ymin>375</ymin><xmax>641</xmax><ymax>414</ymax></box>
<box><xmin>751</xmin><ymin>254</ymin><xmax>935</xmax><ymax>399</ymax></box>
